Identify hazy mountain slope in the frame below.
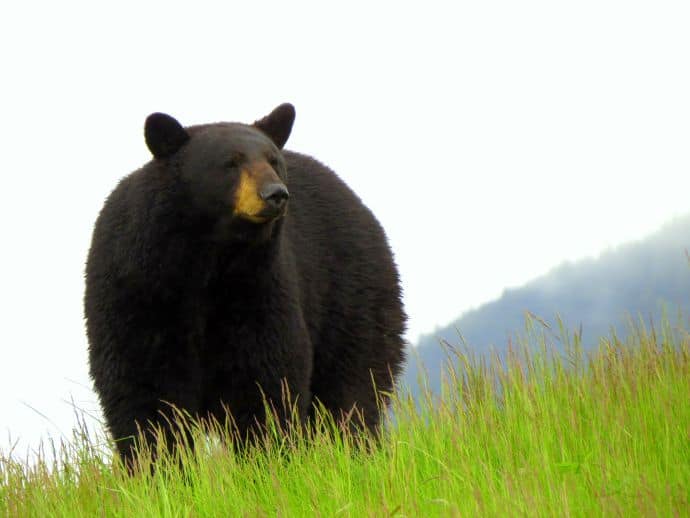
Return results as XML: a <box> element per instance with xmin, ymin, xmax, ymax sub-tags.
<box><xmin>405</xmin><ymin>214</ymin><xmax>690</xmax><ymax>392</ymax></box>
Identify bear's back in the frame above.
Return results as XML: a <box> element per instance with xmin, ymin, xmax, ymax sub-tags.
<box><xmin>281</xmin><ymin>151</ymin><xmax>405</xmax><ymax>369</ymax></box>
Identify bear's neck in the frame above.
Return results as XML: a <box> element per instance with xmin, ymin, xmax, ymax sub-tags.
<box><xmin>201</xmin><ymin>224</ymin><xmax>285</xmax><ymax>282</ymax></box>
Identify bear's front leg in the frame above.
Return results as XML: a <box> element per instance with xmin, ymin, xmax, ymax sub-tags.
<box><xmin>101</xmin><ymin>372</ymin><xmax>202</xmax><ymax>472</ymax></box>
<box><xmin>202</xmin><ymin>309</ymin><xmax>313</xmax><ymax>447</ymax></box>
<box><xmin>88</xmin><ymin>300</ymin><xmax>204</xmax><ymax>472</ymax></box>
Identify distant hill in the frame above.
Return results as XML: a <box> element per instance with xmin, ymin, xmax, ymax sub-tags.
<box><xmin>404</xmin><ymin>214</ymin><xmax>690</xmax><ymax>393</ymax></box>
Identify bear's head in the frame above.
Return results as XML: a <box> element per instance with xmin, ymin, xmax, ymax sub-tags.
<box><xmin>143</xmin><ymin>103</ymin><xmax>296</xmax><ymax>242</ymax></box>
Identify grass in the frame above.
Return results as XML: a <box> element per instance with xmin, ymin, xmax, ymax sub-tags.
<box><xmin>1</xmin><ymin>315</ymin><xmax>688</xmax><ymax>516</ymax></box>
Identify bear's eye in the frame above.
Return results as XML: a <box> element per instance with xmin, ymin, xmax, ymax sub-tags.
<box><xmin>268</xmin><ymin>157</ymin><xmax>281</xmax><ymax>171</ymax></box>
<box><xmin>223</xmin><ymin>158</ymin><xmax>240</xmax><ymax>170</ymax></box>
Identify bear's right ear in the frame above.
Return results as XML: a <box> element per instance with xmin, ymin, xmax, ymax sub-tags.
<box><xmin>144</xmin><ymin>113</ymin><xmax>190</xmax><ymax>159</ymax></box>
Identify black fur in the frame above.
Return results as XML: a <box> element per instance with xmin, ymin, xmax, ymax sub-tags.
<box><xmin>84</xmin><ymin>104</ymin><xmax>406</xmax><ymax>467</ymax></box>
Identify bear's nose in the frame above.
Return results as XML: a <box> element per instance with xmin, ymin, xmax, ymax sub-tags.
<box><xmin>260</xmin><ymin>183</ymin><xmax>290</xmax><ymax>211</ymax></box>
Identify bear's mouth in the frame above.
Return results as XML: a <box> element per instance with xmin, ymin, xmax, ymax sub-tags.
<box><xmin>236</xmin><ymin>203</ymin><xmax>287</xmax><ymax>224</ymax></box>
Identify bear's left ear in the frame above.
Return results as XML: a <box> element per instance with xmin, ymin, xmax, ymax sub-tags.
<box><xmin>253</xmin><ymin>103</ymin><xmax>295</xmax><ymax>149</ymax></box>
<box><xmin>145</xmin><ymin>113</ymin><xmax>190</xmax><ymax>159</ymax></box>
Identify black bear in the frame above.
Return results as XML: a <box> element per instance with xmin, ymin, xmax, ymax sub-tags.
<box><xmin>85</xmin><ymin>103</ymin><xmax>406</xmax><ymax>466</ymax></box>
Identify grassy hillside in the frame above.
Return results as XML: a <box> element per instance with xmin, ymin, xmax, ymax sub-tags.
<box><xmin>2</xmin><ymin>317</ymin><xmax>688</xmax><ymax>516</ymax></box>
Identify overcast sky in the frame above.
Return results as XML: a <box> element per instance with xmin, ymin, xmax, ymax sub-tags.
<box><xmin>1</xmin><ymin>1</ymin><xmax>688</xmax><ymax>458</ymax></box>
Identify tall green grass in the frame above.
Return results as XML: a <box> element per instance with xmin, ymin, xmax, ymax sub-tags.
<box><xmin>2</xmin><ymin>316</ymin><xmax>688</xmax><ymax>516</ymax></box>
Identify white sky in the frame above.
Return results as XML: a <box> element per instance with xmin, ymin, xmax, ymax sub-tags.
<box><xmin>1</xmin><ymin>1</ymin><xmax>688</xmax><ymax>457</ymax></box>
